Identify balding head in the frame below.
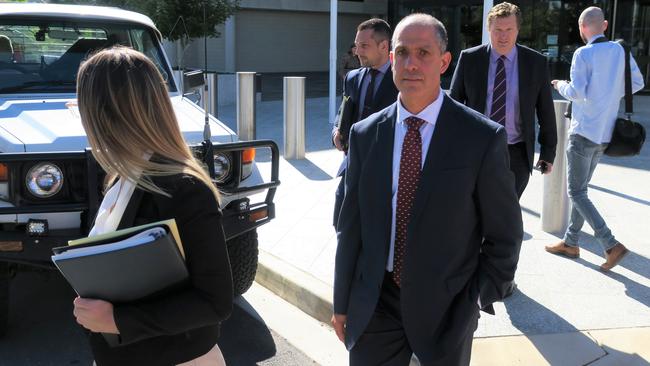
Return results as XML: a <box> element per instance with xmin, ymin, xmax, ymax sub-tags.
<box><xmin>392</xmin><ymin>13</ymin><xmax>448</xmax><ymax>54</ymax></box>
<box><xmin>578</xmin><ymin>7</ymin><xmax>607</xmax><ymax>42</ymax></box>
<box><xmin>579</xmin><ymin>7</ymin><xmax>605</xmax><ymax>28</ymax></box>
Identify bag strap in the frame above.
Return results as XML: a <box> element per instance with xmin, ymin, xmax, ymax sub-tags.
<box><xmin>616</xmin><ymin>39</ymin><xmax>634</xmax><ymax>117</ymax></box>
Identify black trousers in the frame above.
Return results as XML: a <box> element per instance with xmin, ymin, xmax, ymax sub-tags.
<box><xmin>350</xmin><ymin>273</ymin><xmax>474</xmax><ymax>366</ymax></box>
<box><xmin>508</xmin><ymin>142</ymin><xmax>530</xmax><ymax>199</ymax></box>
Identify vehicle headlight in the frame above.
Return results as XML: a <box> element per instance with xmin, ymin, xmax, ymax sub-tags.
<box><xmin>213</xmin><ymin>153</ymin><xmax>232</xmax><ymax>183</ymax></box>
<box><xmin>26</xmin><ymin>163</ymin><xmax>64</xmax><ymax>198</ymax></box>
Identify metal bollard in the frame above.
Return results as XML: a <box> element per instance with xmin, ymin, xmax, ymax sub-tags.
<box><xmin>206</xmin><ymin>73</ymin><xmax>217</xmax><ymax>118</ymax></box>
<box><xmin>283</xmin><ymin>77</ymin><xmax>306</xmax><ymax>159</ymax></box>
<box><xmin>237</xmin><ymin>72</ymin><xmax>256</xmax><ymax>141</ymax></box>
<box><xmin>541</xmin><ymin>100</ymin><xmax>571</xmax><ymax>234</ymax></box>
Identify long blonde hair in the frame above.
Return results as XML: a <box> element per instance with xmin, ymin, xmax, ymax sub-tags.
<box><xmin>76</xmin><ymin>46</ymin><xmax>219</xmax><ymax>200</ymax></box>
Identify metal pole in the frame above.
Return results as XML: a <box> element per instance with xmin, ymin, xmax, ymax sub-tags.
<box><xmin>284</xmin><ymin>77</ymin><xmax>306</xmax><ymax>159</ymax></box>
<box><xmin>207</xmin><ymin>72</ymin><xmax>217</xmax><ymax>117</ymax></box>
<box><xmin>237</xmin><ymin>72</ymin><xmax>256</xmax><ymax>141</ymax></box>
<box><xmin>173</xmin><ymin>69</ymin><xmax>184</xmax><ymax>94</ymax></box>
<box><xmin>541</xmin><ymin>100</ymin><xmax>571</xmax><ymax>234</ymax></box>
<box><xmin>482</xmin><ymin>0</ymin><xmax>494</xmax><ymax>45</ymax></box>
<box><xmin>329</xmin><ymin>0</ymin><xmax>338</xmax><ymax>125</ymax></box>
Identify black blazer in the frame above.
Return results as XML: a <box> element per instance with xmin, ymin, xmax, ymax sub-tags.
<box><xmin>449</xmin><ymin>44</ymin><xmax>557</xmax><ymax>170</ymax></box>
<box><xmin>344</xmin><ymin>66</ymin><xmax>399</xmax><ymax>122</ymax></box>
<box><xmin>333</xmin><ymin>66</ymin><xmax>399</xmax><ymax>147</ymax></box>
<box><xmin>334</xmin><ymin>96</ymin><xmax>523</xmax><ymax>363</ymax></box>
<box><xmin>89</xmin><ymin>174</ymin><xmax>233</xmax><ymax>366</ymax></box>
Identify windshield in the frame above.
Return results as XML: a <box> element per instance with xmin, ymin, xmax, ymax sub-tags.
<box><xmin>0</xmin><ymin>19</ymin><xmax>176</xmax><ymax>94</ymax></box>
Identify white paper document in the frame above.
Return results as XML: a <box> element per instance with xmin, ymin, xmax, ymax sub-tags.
<box><xmin>52</xmin><ymin>227</ymin><xmax>167</xmax><ymax>261</ymax></box>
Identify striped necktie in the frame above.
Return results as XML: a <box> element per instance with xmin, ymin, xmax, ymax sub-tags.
<box><xmin>490</xmin><ymin>55</ymin><xmax>507</xmax><ymax>125</ymax></box>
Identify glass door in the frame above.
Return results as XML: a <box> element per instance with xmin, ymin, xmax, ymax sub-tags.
<box><xmin>615</xmin><ymin>0</ymin><xmax>650</xmax><ymax>91</ymax></box>
<box><xmin>388</xmin><ymin>0</ymin><xmax>484</xmax><ymax>88</ymax></box>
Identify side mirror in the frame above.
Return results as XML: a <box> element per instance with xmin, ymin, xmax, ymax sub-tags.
<box><xmin>183</xmin><ymin>70</ymin><xmax>204</xmax><ymax>93</ymax></box>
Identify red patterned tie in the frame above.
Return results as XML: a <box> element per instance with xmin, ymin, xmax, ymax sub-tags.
<box><xmin>392</xmin><ymin>116</ymin><xmax>425</xmax><ymax>287</ymax></box>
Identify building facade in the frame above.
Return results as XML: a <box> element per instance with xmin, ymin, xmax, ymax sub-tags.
<box><xmin>175</xmin><ymin>0</ymin><xmax>650</xmax><ymax>91</ymax></box>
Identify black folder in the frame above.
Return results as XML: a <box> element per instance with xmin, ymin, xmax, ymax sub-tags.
<box><xmin>335</xmin><ymin>95</ymin><xmax>355</xmax><ymax>151</ymax></box>
<box><xmin>51</xmin><ymin>222</ymin><xmax>188</xmax><ymax>303</ymax></box>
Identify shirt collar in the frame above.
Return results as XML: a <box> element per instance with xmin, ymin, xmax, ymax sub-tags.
<box><xmin>587</xmin><ymin>34</ymin><xmax>606</xmax><ymax>44</ymax></box>
<box><xmin>371</xmin><ymin>60</ymin><xmax>391</xmax><ymax>75</ymax></box>
<box><xmin>489</xmin><ymin>45</ymin><xmax>517</xmax><ymax>63</ymax></box>
<box><xmin>397</xmin><ymin>88</ymin><xmax>445</xmax><ymax>129</ymax></box>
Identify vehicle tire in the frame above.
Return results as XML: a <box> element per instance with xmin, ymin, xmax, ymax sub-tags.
<box><xmin>0</xmin><ymin>262</ymin><xmax>9</xmax><ymax>338</ymax></box>
<box><xmin>226</xmin><ymin>230</ymin><xmax>259</xmax><ymax>296</ymax></box>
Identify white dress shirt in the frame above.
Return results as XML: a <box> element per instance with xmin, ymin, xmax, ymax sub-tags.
<box><xmin>386</xmin><ymin>89</ymin><xmax>444</xmax><ymax>271</ymax></box>
<box><xmin>556</xmin><ymin>35</ymin><xmax>645</xmax><ymax>143</ymax></box>
<box><xmin>88</xmin><ymin>178</ymin><xmax>136</xmax><ymax>236</ymax></box>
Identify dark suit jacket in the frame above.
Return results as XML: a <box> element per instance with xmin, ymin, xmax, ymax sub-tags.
<box><xmin>89</xmin><ymin>174</ymin><xmax>233</xmax><ymax>366</ymax></box>
<box><xmin>333</xmin><ymin>66</ymin><xmax>399</xmax><ymax>148</ymax></box>
<box><xmin>334</xmin><ymin>96</ymin><xmax>523</xmax><ymax>363</ymax></box>
<box><xmin>449</xmin><ymin>44</ymin><xmax>557</xmax><ymax>170</ymax></box>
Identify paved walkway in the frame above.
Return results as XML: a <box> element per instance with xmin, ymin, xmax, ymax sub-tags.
<box><xmin>217</xmin><ymin>94</ymin><xmax>650</xmax><ymax>365</ymax></box>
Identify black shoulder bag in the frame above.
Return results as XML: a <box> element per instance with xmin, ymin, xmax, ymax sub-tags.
<box><xmin>604</xmin><ymin>41</ymin><xmax>646</xmax><ymax>157</ymax></box>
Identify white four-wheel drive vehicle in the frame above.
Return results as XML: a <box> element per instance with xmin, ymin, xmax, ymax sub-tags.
<box><xmin>0</xmin><ymin>4</ymin><xmax>279</xmax><ymax>337</ymax></box>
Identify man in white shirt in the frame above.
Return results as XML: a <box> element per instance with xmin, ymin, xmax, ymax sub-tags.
<box><xmin>547</xmin><ymin>6</ymin><xmax>644</xmax><ymax>271</ymax></box>
<box><xmin>332</xmin><ymin>13</ymin><xmax>522</xmax><ymax>365</ymax></box>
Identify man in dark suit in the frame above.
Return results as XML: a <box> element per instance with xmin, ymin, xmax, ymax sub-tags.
<box><xmin>449</xmin><ymin>2</ymin><xmax>557</xmax><ymax>198</ymax></box>
<box><xmin>332</xmin><ymin>18</ymin><xmax>398</xmax><ymax>226</ymax></box>
<box><xmin>332</xmin><ymin>13</ymin><xmax>523</xmax><ymax>366</ymax></box>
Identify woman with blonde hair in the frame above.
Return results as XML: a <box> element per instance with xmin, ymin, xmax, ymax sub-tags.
<box><xmin>73</xmin><ymin>46</ymin><xmax>233</xmax><ymax>366</ymax></box>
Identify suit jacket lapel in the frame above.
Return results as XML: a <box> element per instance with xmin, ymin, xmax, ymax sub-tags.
<box><xmin>373</xmin><ymin>68</ymin><xmax>393</xmax><ymax>109</ymax></box>
<box><xmin>516</xmin><ymin>44</ymin><xmax>530</xmax><ymax>135</ymax></box>
<box><xmin>354</xmin><ymin>68</ymin><xmax>367</xmax><ymax>120</ymax></box>
<box><xmin>356</xmin><ymin>68</ymin><xmax>367</xmax><ymax>101</ymax></box>
<box><xmin>370</xmin><ymin>105</ymin><xmax>396</xmax><ymax>246</ymax></box>
<box><xmin>477</xmin><ymin>45</ymin><xmax>490</xmax><ymax>113</ymax></box>
<box><xmin>410</xmin><ymin>96</ymin><xmax>456</xmax><ymax>222</ymax></box>
<box><xmin>117</xmin><ymin>187</ymin><xmax>144</xmax><ymax>230</ymax></box>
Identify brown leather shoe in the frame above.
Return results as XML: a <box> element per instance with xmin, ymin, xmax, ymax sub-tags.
<box><xmin>600</xmin><ymin>243</ymin><xmax>629</xmax><ymax>272</ymax></box>
<box><xmin>545</xmin><ymin>241</ymin><xmax>580</xmax><ymax>258</ymax></box>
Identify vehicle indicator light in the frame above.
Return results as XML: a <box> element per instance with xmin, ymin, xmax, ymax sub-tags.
<box><xmin>0</xmin><ymin>164</ymin><xmax>8</xmax><ymax>182</ymax></box>
<box><xmin>249</xmin><ymin>208</ymin><xmax>268</xmax><ymax>222</ymax></box>
<box><xmin>242</xmin><ymin>148</ymin><xmax>255</xmax><ymax>164</ymax></box>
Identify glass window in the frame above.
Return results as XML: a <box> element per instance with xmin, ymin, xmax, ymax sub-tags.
<box><xmin>389</xmin><ymin>0</ymin><xmax>484</xmax><ymax>88</ymax></box>
<box><xmin>0</xmin><ymin>20</ymin><xmax>175</xmax><ymax>94</ymax></box>
<box><xmin>614</xmin><ymin>0</ymin><xmax>650</xmax><ymax>91</ymax></box>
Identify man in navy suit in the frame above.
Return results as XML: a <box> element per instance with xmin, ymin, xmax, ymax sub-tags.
<box><xmin>332</xmin><ymin>18</ymin><xmax>398</xmax><ymax>227</ymax></box>
<box><xmin>450</xmin><ymin>2</ymin><xmax>557</xmax><ymax>198</ymax></box>
<box><xmin>332</xmin><ymin>13</ymin><xmax>522</xmax><ymax>365</ymax></box>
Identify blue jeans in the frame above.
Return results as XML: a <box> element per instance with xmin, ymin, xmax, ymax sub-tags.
<box><xmin>563</xmin><ymin>134</ymin><xmax>617</xmax><ymax>251</ymax></box>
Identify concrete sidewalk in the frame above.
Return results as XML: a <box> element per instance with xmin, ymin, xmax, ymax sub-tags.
<box><xmin>217</xmin><ymin>94</ymin><xmax>650</xmax><ymax>365</ymax></box>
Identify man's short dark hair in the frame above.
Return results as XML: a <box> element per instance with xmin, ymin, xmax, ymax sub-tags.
<box><xmin>358</xmin><ymin>18</ymin><xmax>392</xmax><ymax>43</ymax></box>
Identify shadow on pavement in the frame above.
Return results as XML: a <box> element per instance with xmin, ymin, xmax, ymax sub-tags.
<box><xmin>579</xmin><ymin>235</ymin><xmax>650</xmax><ymax>280</ymax></box>
<box><xmin>219</xmin><ymin>297</ymin><xmax>316</xmax><ymax>366</ymax></box>
<box><xmin>588</xmin><ymin>183</ymin><xmax>650</xmax><ymax>207</ymax></box>
<box><xmin>596</xmin><ymin>345</ymin><xmax>650</xmax><ymax>366</ymax></box>
<box><xmin>520</xmin><ymin>205</ymin><xmax>540</xmax><ymax>218</ymax></box>
<box><xmin>504</xmin><ymin>290</ymin><xmax>646</xmax><ymax>365</ymax></box>
<box><xmin>219</xmin><ymin>301</ymin><xmax>277</xmax><ymax>365</ymax></box>
<box><xmin>286</xmin><ymin>158</ymin><xmax>333</xmax><ymax>181</ymax></box>
<box><xmin>0</xmin><ymin>271</ymin><xmax>93</xmax><ymax>366</ymax></box>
